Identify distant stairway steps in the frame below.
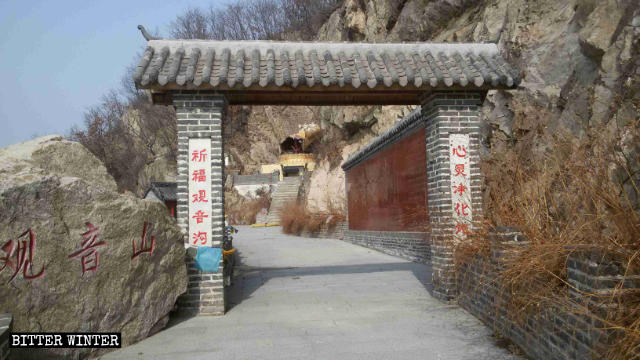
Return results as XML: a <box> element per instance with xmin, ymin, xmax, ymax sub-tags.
<box><xmin>264</xmin><ymin>176</ymin><xmax>302</xmax><ymax>224</ymax></box>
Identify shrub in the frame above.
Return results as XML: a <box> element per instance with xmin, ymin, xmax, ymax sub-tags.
<box><xmin>280</xmin><ymin>201</ymin><xmax>346</xmax><ymax>235</ymax></box>
<box><xmin>280</xmin><ymin>201</ymin><xmax>308</xmax><ymax>234</ymax></box>
<box><xmin>455</xmin><ymin>120</ymin><xmax>640</xmax><ymax>359</ymax></box>
<box><xmin>226</xmin><ymin>190</ymin><xmax>271</xmax><ymax>225</ymax></box>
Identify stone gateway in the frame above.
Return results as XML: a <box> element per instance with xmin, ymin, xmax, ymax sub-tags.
<box><xmin>132</xmin><ymin>35</ymin><xmax>519</xmax><ymax>310</ymax></box>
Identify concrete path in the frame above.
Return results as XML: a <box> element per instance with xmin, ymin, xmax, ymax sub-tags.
<box><xmin>104</xmin><ymin>226</ymin><xmax>520</xmax><ymax>360</ymax></box>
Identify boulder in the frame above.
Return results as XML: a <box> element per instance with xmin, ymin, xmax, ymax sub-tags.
<box><xmin>0</xmin><ymin>136</ymin><xmax>187</xmax><ymax>359</ymax></box>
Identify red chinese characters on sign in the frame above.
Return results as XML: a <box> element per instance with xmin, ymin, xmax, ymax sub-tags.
<box><xmin>191</xmin><ymin>149</ymin><xmax>207</xmax><ymax>162</ymax></box>
<box><xmin>455</xmin><ymin>223</ymin><xmax>470</xmax><ymax>235</ymax></box>
<box><xmin>452</xmin><ymin>145</ymin><xmax>467</xmax><ymax>158</ymax></box>
<box><xmin>192</xmin><ymin>210</ymin><xmax>209</xmax><ymax>224</ymax></box>
<box><xmin>192</xmin><ymin>169</ymin><xmax>206</xmax><ymax>182</ymax></box>
<box><xmin>449</xmin><ymin>134</ymin><xmax>472</xmax><ymax>238</ymax></box>
<box><xmin>454</xmin><ymin>163</ymin><xmax>466</xmax><ymax>177</ymax></box>
<box><xmin>1</xmin><ymin>229</ymin><xmax>46</xmax><ymax>282</ymax></box>
<box><xmin>452</xmin><ymin>183</ymin><xmax>467</xmax><ymax>196</ymax></box>
<box><xmin>192</xmin><ymin>189</ymin><xmax>208</xmax><ymax>203</ymax></box>
<box><xmin>189</xmin><ymin>138</ymin><xmax>212</xmax><ymax>247</ymax></box>
<box><xmin>132</xmin><ymin>222</ymin><xmax>155</xmax><ymax>260</ymax></box>
<box><xmin>192</xmin><ymin>231</ymin><xmax>207</xmax><ymax>245</ymax></box>
<box><xmin>68</xmin><ymin>222</ymin><xmax>106</xmax><ymax>274</ymax></box>
<box><xmin>455</xmin><ymin>203</ymin><xmax>470</xmax><ymax>216</ymax></box>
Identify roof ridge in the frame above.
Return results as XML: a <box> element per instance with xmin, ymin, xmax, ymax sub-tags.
<box><xmin>134</xmin><ymin>40</ymin><xmax>520</xmax><ymax>95</ymax></box>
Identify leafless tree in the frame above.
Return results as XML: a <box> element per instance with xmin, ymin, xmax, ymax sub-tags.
<box><xmin>69</xmin><ymin>91</ymin><xmax>147</xmax><ymax>192</ymax></box>
<box><xmin>169</xmin><ymin>0</ymin><xmax>340</xmax><ymax>41</ymax></box>
<box><xmin>127</xmin><ymin>96</ymin><xmax>177</xmax><ymax>163</ymax></box>
<box><xmin>71</xmin><ymin>0</ymin><xmax>340</xmax><ymax>193</ymax></box>
<box><xmin>169</xmin><ymin>7</ymin><xmax>211</xmax><ymax>39</ymax></box>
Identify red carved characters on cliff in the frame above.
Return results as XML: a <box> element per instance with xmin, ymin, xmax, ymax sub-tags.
<box><xmin>132</xmin><ymin>221</ymin><xmax>155</xmax><ymax>260</ymax></box>
<box><xmin>68</xmin><ymin>222</ymin><xmax>106</xmax><ymax>275</ymax></box>
<box><xmin>1</xmin><ymin>229</ymin><xmax>46</xmax><ymax>282</ymax></box>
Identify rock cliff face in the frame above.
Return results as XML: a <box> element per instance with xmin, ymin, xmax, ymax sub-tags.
<box><xmin>306</xmin><ymin>0</ymin><xmax>639</xmax><ymax>212</ymax></box>
<box><xmin>0</xmin><ymin>136</ymin><xmax>187</xmax><ymax>359</ymax></box>
<box><xmin>225</xmin><ymin>105</ymin><xmax>318</xmax><ymax>174</ymax></box>
<box><xmin>319</xmin><ymin>0</ymin><xmax>637</xmax><ymax>141</ymax></box>
<box><xmin>192</xmin><ymin>0</ymin><xmax>639</xmax><ymax>214</ymax></box>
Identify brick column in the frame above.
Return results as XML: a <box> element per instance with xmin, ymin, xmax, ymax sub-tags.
<box><xmin>422</xmin><ymin>91</ymin><xmax>484</xmax><ymax>301</ymax></box>
<box><xmin>173</xmin><ymin>92</ymin><xmax>226</xmax><ymax>315</ymax></box>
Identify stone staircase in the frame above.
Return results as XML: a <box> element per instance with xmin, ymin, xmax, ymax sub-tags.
<box><xmin>265</xmin><ymin>176</ymin><xmax>302</xmax><ymax>224</ymax></box>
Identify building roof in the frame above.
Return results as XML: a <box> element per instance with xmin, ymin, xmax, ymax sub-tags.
<box><xmin>143</xmin><ymin>182</ymin><xmax>177</xmax><ymax>201</ymax></box>
<box><xmin>342</xmin><ymin>107</ymin><xmax>424</xmax><ymax>171</ymax></box>
<box><xmin>133</xmin><ymin>39</ymin><xmax>519</xmax><ymax>105</ymax></box>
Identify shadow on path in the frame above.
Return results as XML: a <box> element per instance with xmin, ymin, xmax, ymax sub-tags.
<box><xmin>226</xmin><ymin>249</ymin><xmax>434</xmax><ymax>311</ymax></box>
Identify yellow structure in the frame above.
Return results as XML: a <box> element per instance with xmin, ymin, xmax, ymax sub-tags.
<box><xmin>280</xmin><ymin>153</ymin><xmax>315</xmax><ymax>171</ymax></box>
<box><xmin>260</xmin><ymin>163</ymin><xmax>282</xmax><ymax>179</ymax></box>
<box><xmin>260</xmin><ymin>154</ymin><xmax>316</xmax><ymax>181</ymax></box>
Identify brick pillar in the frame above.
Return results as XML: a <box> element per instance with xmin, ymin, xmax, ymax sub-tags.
<box><xmin>173</xmin><ymin>92</ymin><xmax>226</xmax><ymax>315</ymax></box>
<box><xmin>422</xmin><ymin>91</ymin><xmax>484</xmax><ymax>301</ymax></box>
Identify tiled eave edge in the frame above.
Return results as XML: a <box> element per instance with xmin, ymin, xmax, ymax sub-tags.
<box><xmin>341</xmin><ymin>107</ymin><xmax>424</xmax><ymax>171</ymax></box>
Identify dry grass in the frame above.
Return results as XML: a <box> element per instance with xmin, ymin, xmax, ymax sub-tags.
<box><xmin>225</xmin><ymin>190</ymin><xmax>271</xmax><ymax>225</ymax></box>
<box><xmin>455</xmin><ymin>118</ymin><xmax>640</xmax><ymax>358</ymax></box>
<box><xmin>280</xmin><ymin>200</ymin><xmax>346</xmax><ymax>235</ymax></box>
<box><xmin>280</xmin><ymin>201</ymin><xmax>308</xmax><ymax>234</ymax></box>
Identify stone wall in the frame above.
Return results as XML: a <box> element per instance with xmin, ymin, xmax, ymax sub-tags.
<box><xmin>458</xmin><ymin>229</ymin><xmax>640</xmax><ymax>360</ymax></box>
<box><xmin>0</xmin><ymin>314</ymin><xmax>11</xmax><ymax>360</ymax></box>
<box><xmin>343</xmin><ymin>230</ymin><xmax>430</xmax><ymax>264</ymax></box>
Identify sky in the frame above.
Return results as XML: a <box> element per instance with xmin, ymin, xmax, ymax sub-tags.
<box><xmin>0</xmin><ymin>0</ymin><xmax>233</xmax><ymax>148</ymax></box>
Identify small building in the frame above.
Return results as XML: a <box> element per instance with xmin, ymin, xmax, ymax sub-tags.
<box><xmin>143</xmin><ymin>182</ymin><xmax>177</xmax><ymax>218</ymax></box>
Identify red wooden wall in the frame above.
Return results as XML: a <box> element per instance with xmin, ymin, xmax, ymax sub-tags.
<box><xmin>346</xmin><ymin>128</ymin><xmax>428</xmax><ymax>232</ymax></box>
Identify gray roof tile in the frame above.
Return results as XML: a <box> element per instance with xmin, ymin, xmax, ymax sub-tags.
<box><xmin>144</xmin><ymin>182</ymin><xmax>177</xmax><ymax>201</ymax></box>
<box><xmin>134</xmin><ymin>40</ymin><xmax>520</xmax><ymax>91</ymax></box>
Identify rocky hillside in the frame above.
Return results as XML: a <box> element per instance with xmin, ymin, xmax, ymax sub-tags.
<box><xmin>294</xmin><ymin>0</ymin><xmax>639</xmax><ymax>213</ymax></box>
<box><xmin>137</xmin><ymin>0</ymin><xmax>638</xmax><ymax>215</ymax></box>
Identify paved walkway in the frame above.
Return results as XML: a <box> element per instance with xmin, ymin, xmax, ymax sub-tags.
<box><xmin>105</xmin><ymin>226</ymin><xmax>519</xmax><ymax>360</ymax></box>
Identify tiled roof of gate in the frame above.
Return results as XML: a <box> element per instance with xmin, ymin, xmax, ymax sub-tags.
<box><xmin>134</xmin><ymin>40</ymin><xmax>520</xmax><ymax>90</ymax></box>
